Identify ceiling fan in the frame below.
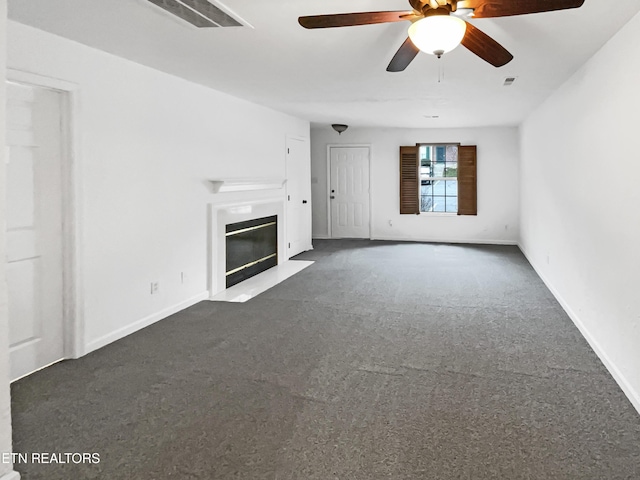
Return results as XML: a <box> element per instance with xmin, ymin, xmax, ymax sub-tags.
<box><xmin>298</xmin><ymin>0</ymin><xmax>585</xmax><ymax>72</ymax></box>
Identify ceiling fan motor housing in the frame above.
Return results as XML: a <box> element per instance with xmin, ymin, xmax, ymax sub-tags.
<box><xmin>410</xmin><ymin>0</ymin><xmax>458</xmax><ymax>15</ymax></box>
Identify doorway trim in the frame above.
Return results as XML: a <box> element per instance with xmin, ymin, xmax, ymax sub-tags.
<box><xmin>286</xmin><ymin>134</ymin><xmax>312</xmax><ymax>257</ymax></box>
<box><xmin>326</xmin><ymin>144</ymin><xmax>372</xmax><ymax>239</ymax></box>
<box><xmin>7</xmin><ymin>69</ymin><xmax>84</xmax><ymax>361</ymax></box>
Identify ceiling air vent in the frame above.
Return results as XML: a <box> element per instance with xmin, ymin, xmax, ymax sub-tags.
<box><xmin>147</xmin><ymin>0</ymin><xmax>248</xmax><ymax>28</ymax></box>
<box><xmin>503</xmin><ymin>77</ymin><xmax>517</xmax><ymax>86</ymax></box>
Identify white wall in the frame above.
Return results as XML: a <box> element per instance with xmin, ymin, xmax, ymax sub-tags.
<box><xmin>311</xmin><ymin>127</ymin><xmax>519</xmax><ymax>244</ymax></box>
<box><xmin>7</xmin><ymin>21</ymin><xmax>309</xmax><ymax>354</ymax></box>
<box><xmin>520</xmin><ymin>11</ymin><xmax>640</xmax><ymax>412</ymax></box>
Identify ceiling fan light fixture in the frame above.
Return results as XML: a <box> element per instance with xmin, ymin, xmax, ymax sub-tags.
<box><xmin>408</xmin><ymin>15</ymin><xmax>467</xmax><ymax>57</ymax></box>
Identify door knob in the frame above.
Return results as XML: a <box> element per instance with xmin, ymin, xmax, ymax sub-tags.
<box><xmin>302</xmin><ymin>200</ymin><xmax>307</xmax><ymax>204</ymax></box>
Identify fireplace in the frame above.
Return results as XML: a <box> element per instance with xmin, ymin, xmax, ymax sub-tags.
<box><xmin>209</xmin><ymin>198</ymin><xmax>287</xmax><ymax>297</ymax></box>
<box><xmin>225</xmin><ymin>215</ymin><xmax>277</xmax><ymax>288</ymax></box>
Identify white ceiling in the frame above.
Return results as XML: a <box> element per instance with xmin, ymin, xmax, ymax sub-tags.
<box><xmin>8</xmin><ymin>0</ymin><xmax>640</xmax><ymax>129</ymax></box>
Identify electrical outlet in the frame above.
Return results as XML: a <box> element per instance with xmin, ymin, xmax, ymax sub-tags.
<box><xmin>150</xmin><ymin>282</ymin><xmax>159</xmax><ymax>294</ymax></box>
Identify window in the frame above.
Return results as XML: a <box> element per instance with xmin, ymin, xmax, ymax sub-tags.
<box><xmin>399</xmin><ymin>144</ymin><xmax>476</xmax><ymax>216</ymax></box>
<box><xmin>419</xmin><ymin>144</ymin><xmax>458</xmax><ymax>213</ymax></box>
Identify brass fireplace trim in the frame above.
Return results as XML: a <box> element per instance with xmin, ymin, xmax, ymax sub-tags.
<box><xmin>225</xmin><ymin>253</ymin><xmax>277</xmax><ymax>276</ymax></box>
<box><xmin>225</xmin><ymin>221</ymin><xmax>277</xmax><ymax>237</ymax></box>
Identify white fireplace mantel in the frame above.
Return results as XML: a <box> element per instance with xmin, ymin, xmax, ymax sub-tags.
<box><xmin>209</xmin><ymin>178</ymin><xmax>287</xmax><ymax>193</ymax></box>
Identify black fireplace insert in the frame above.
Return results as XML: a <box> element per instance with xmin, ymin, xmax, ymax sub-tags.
<box><xmin>225</xmin><ymin>215</ymin><xmax>278</xmax><ymax>288</ymax></box>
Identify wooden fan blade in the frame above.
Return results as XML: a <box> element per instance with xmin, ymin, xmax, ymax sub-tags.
<box><xmin>458</xmin><ymin>0</ymin><xmax>584</xmax><ymax>19</ymax></box>
<box><xmin>461</xmin><ymin>22</ymin><xmax>513</xmax><ymax>67</ymax></box>
<box><xmin>298</xmin><ymin>11</ymin><xmax>416</xmax><ymax>29</ymax></box>
<box><xmin>387</xmin><ymin>37</ymin><xmax>420</xmax><ymax>72</ymax></box>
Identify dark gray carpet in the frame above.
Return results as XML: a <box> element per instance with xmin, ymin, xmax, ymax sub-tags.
<box><xmin>11</xmin><ymin>239</ymin><xmax>640</xmax><ymax>479</ymax></box>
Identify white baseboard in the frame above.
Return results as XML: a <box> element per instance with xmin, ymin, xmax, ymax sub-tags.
<box><xmin>312</xmin><ymin>235</ymin><xmax>330</xmax><ymax>240</ymax></box>
<box><xmin>84</xmin><ymin>291</ymin><xmax>209</xmax><ymax>355</ymax></box>
<box><xmin>370</xmin><ymin>236</ymin><xmax>519</xmax><ymax>246</ymax></box>
<box><xmin>0</xmin><ymin>470</ymin><xmax>21</xmax><ymax>480</ymax></box>
<box><xmin>518</xmin><ymin>244</ymin><xmax>640</xmax><ymax>416</ymax></box>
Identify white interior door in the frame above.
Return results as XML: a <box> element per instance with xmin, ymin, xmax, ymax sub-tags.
<box><xmin>286</xmin><ymin>136</ymin><xmax>312</xmax><ymax>258</ymax></box>
<box><xmin>6</xmin><ymin>81</ymin><xmax>65</xmax><ymax>381</ymax></box>
<box><xmin>330</xmin><ymin>146</ymin><xmax>370</xmax><ymax>238</ymax></box>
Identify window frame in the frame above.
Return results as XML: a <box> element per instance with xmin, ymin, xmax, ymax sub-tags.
<box><xmin>399</xmin><ymin>144</ymin><xmax>477</xmax><ymax>216</ymax></box>
<box><xmin>417</xmin><ymin>143</ymin><xmax>461</xmax><ymax>215</ymax></box>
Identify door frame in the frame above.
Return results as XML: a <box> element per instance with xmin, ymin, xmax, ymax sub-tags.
<box><xmin>326</xmin><ymin>144</ymin><xmax>372</xmax><ymax>239</ymax></box>
<box><xmin>7</xmin><ymin>69</ymin><xmax>84</xmax><ymax>362</ymax></box>
<box><xmin>286</xmin><ymin>135</ymin><xmax>312</xmax><ymax>257</ymax></box>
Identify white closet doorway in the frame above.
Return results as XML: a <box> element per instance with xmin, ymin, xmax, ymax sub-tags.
<box><xmin>6</xmin><ymin>80</ymin><xmax>72</xmax><ymax>380</ymax></box>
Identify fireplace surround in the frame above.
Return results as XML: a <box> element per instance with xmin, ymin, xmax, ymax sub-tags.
<box><xmin>209</xmin><ymin>198</ymin><xmax>286</xmax><ymax>298</ymax></box>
